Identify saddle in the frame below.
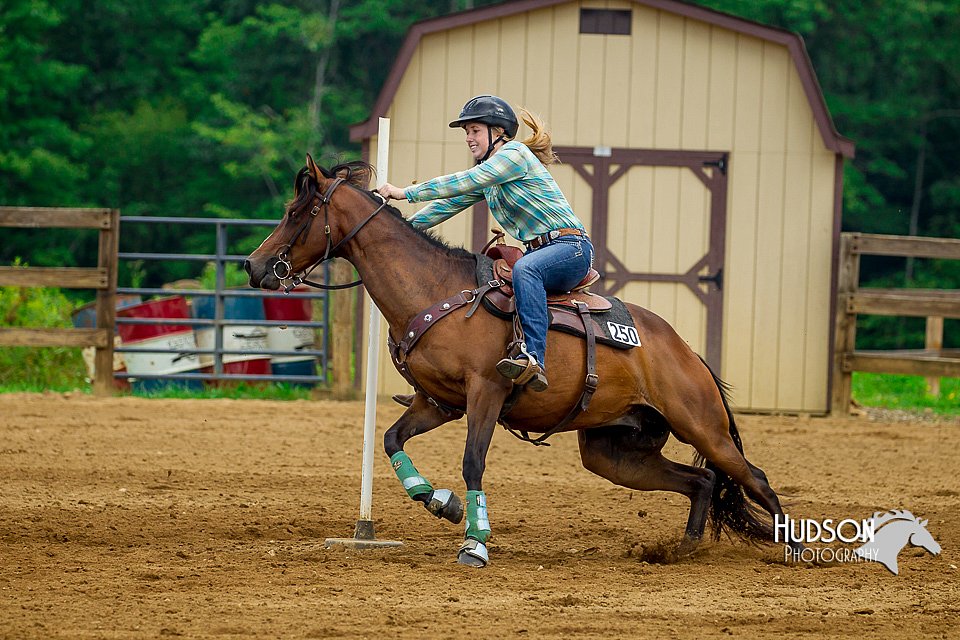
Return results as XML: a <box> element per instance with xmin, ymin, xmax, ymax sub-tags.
<box><xmin>483</xmin><ymin>233</ymin><xmax>611</xmax><ymax>315</ymax></box>
<box><xmin>388</xmin><ymin>231</ymin><xmax>614</xmax><ymax>447</ymax></box>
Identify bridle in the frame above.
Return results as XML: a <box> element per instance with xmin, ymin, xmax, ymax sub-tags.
<box><xmin>272</xmin><ymin>176</ymin><xmax>387</xmax><ymax>293</ymax></box>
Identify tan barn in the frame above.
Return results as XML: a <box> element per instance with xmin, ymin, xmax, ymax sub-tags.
<box><xmin>349</xmin><ymin>0</ymin><xmax>854</xmax><ymax>413</ymax></box>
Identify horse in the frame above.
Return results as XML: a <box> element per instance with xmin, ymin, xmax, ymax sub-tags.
<box><xmin>854</xmin><ymin>510</ymin><xmax>941</xmax><ymax>574</ymax></box>
<box><xmin>244</xmin><ymin>154</ymin><xmax>799</xmax><ymax>567</ymax></box>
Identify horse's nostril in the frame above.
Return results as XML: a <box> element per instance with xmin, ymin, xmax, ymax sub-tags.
<box><xmin>243</xmin><ymin>259</ymin><xmax>252</xmax><ymax>274</ymax></box>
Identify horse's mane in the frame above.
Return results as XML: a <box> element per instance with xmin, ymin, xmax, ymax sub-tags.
<box><xmin>286</xmin><ymin>160</ymin><xmax>372</xmax><ymax>215</ymax></box>
<box><xmin>288</xmin><ymin>160</ymin><xmax>475</xmax><ymax>263</ymax></box>
<box><xmin>870</xmin><ymin>509</ymin><xmax>919</xmax><ymax>529</ymax></box>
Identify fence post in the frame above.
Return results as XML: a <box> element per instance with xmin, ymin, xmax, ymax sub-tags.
<box><xmin>93</xmin><ymin>209</ymin><xmax>120</xmax><ymax>396</ymax></box>
<box><xmin>331</xmin><ymin>259</ymin><xmax>355</xmax><ymax>398</ymax></box>
<box><xmin>925</xmin><ymin>316</ymin><xmax>944</xmax><ymax>397</ymax></box>
<box><xmin>831</xmin><ymin>233</ymin><xmax>860</xmax><ymax>414</ymax></box>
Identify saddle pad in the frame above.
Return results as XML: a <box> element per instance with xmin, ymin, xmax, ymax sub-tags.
<box><xmin>475</xmin><ymin>254</ymin><xmax>640</xmax><ymax>351</ymax></box>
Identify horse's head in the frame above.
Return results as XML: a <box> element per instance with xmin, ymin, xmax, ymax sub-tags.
<box><xmin>244</xmin><ymin>154</ymin><xmax>374</xmax><ymax>290</ymax></box>
<box><xmin>855</xmin><ymin>510</ymin><xmax>942</xmax><ymax>574</ymax></box>
<box><xmin>908</xmin><ymin>518</ymin><xmax>941</xmax><ymax>556</ymax></box>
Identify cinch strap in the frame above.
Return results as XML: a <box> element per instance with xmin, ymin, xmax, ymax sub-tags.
<box><xmin>505</xmin><ymin>300</ymin><xmax>598</xmax><ymax>446</ymax></box>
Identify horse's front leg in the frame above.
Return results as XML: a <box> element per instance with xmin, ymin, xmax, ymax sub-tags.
<box><xmin>457</xmin><ymin>377</ymin><xmax>509</xmax><ymax>568</ymax></box>
<box><xmin>384</xmin><ymin>394</ymin><xmax>463</xmax><ymax>524</ymax></box>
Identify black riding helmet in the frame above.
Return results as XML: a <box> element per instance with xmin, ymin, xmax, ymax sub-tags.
<box><xmin>449</xmin><ymin>95</ymin><xmax>519</xmax><ymax>163</ymax></box>
<box><xmin>448</xmin><ymin>95</ymin><xmax>519</xmax><ymax>138</ymax></box>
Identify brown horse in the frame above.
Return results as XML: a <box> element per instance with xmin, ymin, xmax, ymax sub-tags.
<box><xmin>244</xmin><ymin>155</ymin><xmax>798</xmax><ymax>567</ymax></box>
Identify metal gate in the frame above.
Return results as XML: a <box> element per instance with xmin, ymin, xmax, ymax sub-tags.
<box><xmin>115</xmin><ymin>216</ymin><xmax>330</xmax><ymax>387</ymax></box>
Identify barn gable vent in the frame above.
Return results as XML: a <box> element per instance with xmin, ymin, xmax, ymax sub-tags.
<box><xmin>580</xmin><ymin>8</ymin><xmax>632</xmax><ymax>35</ymax></box>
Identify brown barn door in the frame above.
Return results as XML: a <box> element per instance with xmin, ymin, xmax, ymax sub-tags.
<box><xmin>552</xmin><ymin>147</ymin><xmax>729</xmax><ymax>371</ymax></box>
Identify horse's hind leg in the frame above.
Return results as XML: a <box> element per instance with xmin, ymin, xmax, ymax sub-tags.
<box><xmin>667</xmin><ymin>357</ymin><xmax>795</xmax><ymax>547</ymax></box>
<box><xmin>384</xmin><ymin>394</ymin><xmax>463</xmax><ymax>524</ymax></box>
<box><xmin>578</xmin><ymin>415</ymin><xmax>716</xmax><ymax>555</ymax></box>
<box><xmin>682</xmin><ymin>418</ymin><xmax>789</xmax><ymax>544</ymax></box>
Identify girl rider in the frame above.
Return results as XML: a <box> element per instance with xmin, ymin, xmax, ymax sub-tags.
<box><xmin>377</xmin><ymin>95</ymin><xmax>593</xmax><ymax>393</ymax></box>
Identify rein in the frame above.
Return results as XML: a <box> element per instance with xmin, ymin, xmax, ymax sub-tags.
<box><xmin>272</xmin><ymin>177</ymin><xmax>388</xmax><ymax>293</ymax></box>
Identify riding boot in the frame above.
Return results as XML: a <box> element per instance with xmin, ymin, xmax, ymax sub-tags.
<box><xmin>495</xmin><ymin>355</ymin><xmax>548</xmax><ymax>392</ymax></box>
<box><xmin>391</xmin><ymin>393</ymin><xmax>465</xmax><ymax>419</ymax></box>
<box><xmin>391</xmin><ymin>393</ymin><xmax>415</xmax><ymax>408</ymax></box>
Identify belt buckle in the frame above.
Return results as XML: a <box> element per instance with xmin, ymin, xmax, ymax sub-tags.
<box><xmin>549</xmin><ymin>230</ymin><xmax>560</xmax><ymax>241</ymax></box>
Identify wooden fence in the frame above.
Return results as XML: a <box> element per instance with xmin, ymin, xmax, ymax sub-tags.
<box><xmin>0</xmin><ymin>207</ymin><xmax>120</xmax><ymax>395</ymax></box>
<box><xmin>832</xmin><ymin>232</ymin><xmax>960</xmax><ymax>414</ymax></box>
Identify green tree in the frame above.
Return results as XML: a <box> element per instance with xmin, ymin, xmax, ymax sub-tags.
<box><xmin>3</xmin><ymin>0</ymin><xmax>953</xmax><ymax>309</ymax></box>
<box><xmin>701</xmin><ymin>0</ymin><xmax>960</xmax><ymax>292</ymax></box>
<box><xmin>0</xmin><ymin>0</ymin><xmax>90</xmax><ymax>206</ymax></box>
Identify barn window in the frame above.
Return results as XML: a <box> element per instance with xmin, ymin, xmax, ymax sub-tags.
<box><xmin>580</xmin><ymin>8</ymin><xmax>632</xmax><ymax>35</ymax></box>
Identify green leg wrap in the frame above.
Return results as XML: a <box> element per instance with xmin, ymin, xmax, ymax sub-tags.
<box><xmin>465</xmin><ymin>490</ymin><xmax>491</xmax><ymax>543</ymax></box>
<box><xmin>390</xmin><ymin>451</ymin><xmax>433</xmax><ymax>499</ymax></box>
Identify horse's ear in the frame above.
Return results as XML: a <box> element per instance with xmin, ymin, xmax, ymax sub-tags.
<box><xmin>920</xmin><ymin>519</ymin><xmax>928</xmax><ymax>526</ymax></box>
<box><xmin>305</xmin><ymin>153</ymin><xmax>322</xmax><ymax>180</ymax></box>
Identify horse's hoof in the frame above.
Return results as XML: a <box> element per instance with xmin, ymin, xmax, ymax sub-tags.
<box><xmin>676</xmin><ymin>536</ymin><xmax>700</xmax><ymax>557</ymax></box>
<box><xmin>425</xmin><ymin>489</ymin><xmax>464</xmax><ymax>524</ymax></box>
<box><xmin>457</xmin><ymin>552</ymin><xmax>486</xmax><ymax>568</ymax></box>
<box><xmin>457</xmin><ymin>539</ymin><xmax>489</xmax><ymax>568</ymax></box>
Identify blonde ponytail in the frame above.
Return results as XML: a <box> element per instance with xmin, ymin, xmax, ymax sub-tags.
<box><xmin>515</xmin><ymin>107</ymin><xmax>559</xmax><ymax>166</ymax></box>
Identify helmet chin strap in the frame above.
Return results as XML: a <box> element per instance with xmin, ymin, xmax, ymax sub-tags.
<box><xmin>477</xmin><ymin>125</ymin><xmax>505</xmax><ymax>164</ymax></box>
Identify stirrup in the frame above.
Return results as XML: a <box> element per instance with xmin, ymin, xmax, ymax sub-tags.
<box><xmin>496</xmin><ymin>356</ymin><xmax>548</xmax><ymax>392</ymax></box>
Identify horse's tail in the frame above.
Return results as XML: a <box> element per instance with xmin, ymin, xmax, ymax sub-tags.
<box><xmin>693</xmin><ymin>358</ymin><xmax>773</xmax><ymax>543</ymax></box>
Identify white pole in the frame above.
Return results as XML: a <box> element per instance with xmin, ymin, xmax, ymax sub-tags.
<box><xmin>357</xmin><ymin>117</ymin><xmax>389</xmax><ymax>523</ymax></box>
<box><xmin>324</xmin><ymin>118</ymin><xmax>400</xmax><ymax>549</ymax></box>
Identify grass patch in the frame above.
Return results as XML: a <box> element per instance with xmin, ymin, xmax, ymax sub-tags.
<box><xmin>128</xmin><ymin>381</ymin><xmax>315</xmax><ymax>400</ymax></box>
<box><xmin>0</xmin><ymin>382</ymin><xmax>92</xmax><ymax>394</ymax></box>
<box><xmin>852</xmin><ymin>372</ymin><xmax>960</xmax><ymax>416</ymax></box>
<box><xmin>1</xmin><ymin>281</ymin><xmax>89</xmax><ymax>389</ymax></box>
<box><xmin>0</xmin><ymin>381</ymin><xmax>319</xmax><ymax>400</ymax></box>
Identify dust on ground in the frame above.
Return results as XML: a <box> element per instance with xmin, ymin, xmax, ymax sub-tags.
<box><xmin>1</xmin><ymin>394</ymin><xmax>957</xmax><ymax>639</ymax></box>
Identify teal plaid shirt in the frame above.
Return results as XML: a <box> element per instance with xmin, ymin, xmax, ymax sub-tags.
<box><xmin>404</xmin><ymin>141</ymin><xmax>584</xmax><ymax>243</ymax></box>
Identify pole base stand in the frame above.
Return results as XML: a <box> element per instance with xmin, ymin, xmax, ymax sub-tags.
<box><xmin>324</xmin><ymin>519</ymin><xmax>403</xmax><ymax>549</ymax></box>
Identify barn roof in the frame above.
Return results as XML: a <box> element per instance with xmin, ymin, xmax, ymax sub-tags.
<box><xmin>349</xmin><ymin>0</ymin><xmax>855</xmax><ymax>158</ymax></box>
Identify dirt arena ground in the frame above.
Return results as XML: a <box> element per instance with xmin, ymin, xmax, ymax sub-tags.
<box><xmin>0</xmin><ymin>393</ymin><xmax>957</xmax><ymax>639</ymax></box>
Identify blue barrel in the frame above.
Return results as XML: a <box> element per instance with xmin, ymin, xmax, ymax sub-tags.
<box><xmin>71</xmin><ymin>294</ymin><xmax>143</xmax><ymax>329</ymax></box>
<box><xmin>72</xmin><ymin>295</ymin><xmax>143</xmax><ymax>390</ymax></box>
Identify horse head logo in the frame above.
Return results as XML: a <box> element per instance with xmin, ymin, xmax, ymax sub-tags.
<box><xmin>854</xmin><ymin>510</ymin><xmax>941</xmax><ymax>575</ymax></box>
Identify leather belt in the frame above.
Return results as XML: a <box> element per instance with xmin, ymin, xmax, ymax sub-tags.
<box><xmin>525</xmin><ymin>227</ymin><xmax>586</xmax><ymax>250</ymax></box>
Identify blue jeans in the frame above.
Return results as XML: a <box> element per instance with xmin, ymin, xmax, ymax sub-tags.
<box><xmin>512</xmin><ymin>235</ymin><xmax>594</xmax><ymax>371</ymax></box>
